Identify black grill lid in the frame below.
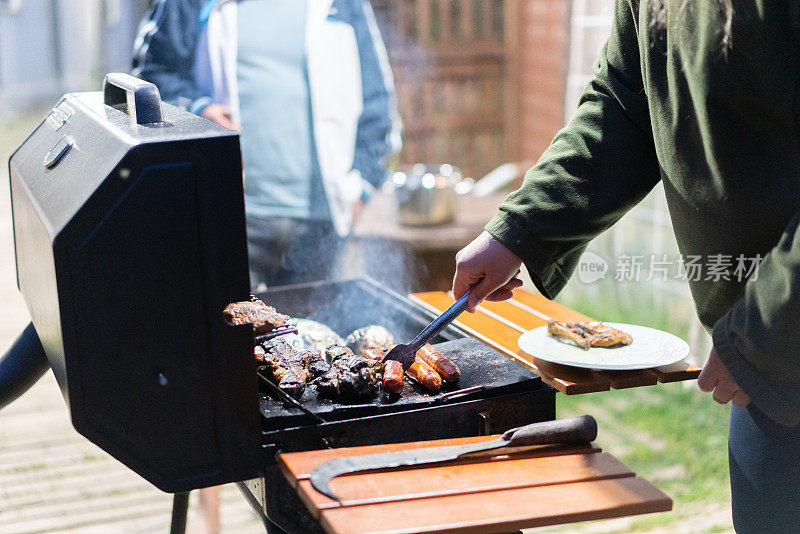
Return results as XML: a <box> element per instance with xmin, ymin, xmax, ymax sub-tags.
<box><xmin>8</xmin><ymin>74</ymin><xmax>261</xmax><ymax>492</ymax></box>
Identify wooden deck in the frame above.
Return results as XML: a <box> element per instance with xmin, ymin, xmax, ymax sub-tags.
<box><xmin>0</xmin><ymin>374</ymin><xmax>265</xmax><ymax>534</ymax></box>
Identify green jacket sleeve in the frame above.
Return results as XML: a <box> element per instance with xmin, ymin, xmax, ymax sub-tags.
<box><xmin>713</xmin><ymin>213</ymin><xmax>800</xmax><ymax>426</ymax></box>
<box><xmin>486</xmin><ymin>0</ymin><xmax>660</xmax><ymax>298</ymax></box>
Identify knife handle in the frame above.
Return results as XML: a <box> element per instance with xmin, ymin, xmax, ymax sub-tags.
<box><xmin>501</xmin><ymin>415</ymin><xmax>598</xmax><ymax>447</ymax></box>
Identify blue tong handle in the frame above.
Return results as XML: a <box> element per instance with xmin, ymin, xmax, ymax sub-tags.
<box><xmin>408</xmin><ymin>288</ymin><xmax>473</xmax><ymax>352</ymax></box>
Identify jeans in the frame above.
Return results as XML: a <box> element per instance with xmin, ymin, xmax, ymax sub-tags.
<box><xmin>729</xmin><ymin>404</ymin><xmax>800</xmax><ymax>533</ymax></box>
<box><xmin>246</xmin><ymin>216</ymin><xmax>344</xmax><ymax>291</ymax></box>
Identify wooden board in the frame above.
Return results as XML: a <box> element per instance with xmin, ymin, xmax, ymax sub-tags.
<box><xmin>409</xmin><ymin>289</ymin><xmax>701</xmax><ymax>394</ymax></box>
<box><xmin>279</xmin><ymin>435</ymin><xmax>672</xmax><ymax>534</ymax></box>
<box><xmin>281</xmin><ymin>439</ymin><xmax>601</xmax><ymax>485</ymax></box>
<box><xmin>295</xmin><ymin>451</ymin><xmax>624</xmax><ymax>513</ymax></box>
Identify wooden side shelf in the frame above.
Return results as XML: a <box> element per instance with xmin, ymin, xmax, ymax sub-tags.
<box><xmin>279</xmin><ymin>435</ymin><xmax>672</xmax><ymax>534</ymax></box>
<box><xmin>410</xmin><ymin>289</ymin><xmax>701</xmax><ymax>394</ymax></box>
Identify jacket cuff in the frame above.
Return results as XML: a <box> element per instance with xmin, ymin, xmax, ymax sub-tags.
<box><xmin>189</xmin><ymin>96</ymin><xmax>213</xmax><ymax>116</ymax></box>
<box><xmin>360</xmin><ymin>175</ymin><xmax>375</xmax><ymax>202</ymax></box>
<box><xmin>352</xmin><ymin>152</ymin><xmax>388</xmax><ymax>189</ymax></box>
<box><xmin>713</xmin><ymin>313</ymin><xmax>800</xmax><ymax>427</ymax></box>
<box><xmin>485</xmin><ymin>213</ymin><xmax>568</xmax><ymax>300</ymax></box>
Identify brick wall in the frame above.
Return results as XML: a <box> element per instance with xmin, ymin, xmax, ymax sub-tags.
<box><xmin>515</xmin><ymin>0</ymin><xmax>571</xmax><ymax>161</ymax></box>
<box><xmin>371</xmin><ymin>0</ymin><xmax>572</xmax><ymax>176</ymax></box>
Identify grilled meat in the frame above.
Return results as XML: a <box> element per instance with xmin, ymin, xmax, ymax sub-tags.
<box><xmin>223</xmin><ymin>299</ymin><xmax>290</xmax><ymax>334</ymax></box>
<box><xmin>304</xmin><ymin>350</ymin><xmax>331</xmax><ymax>379</ymax></box>
<box><xmin>255</xmin><ymin>345</ymin><xmax>268</xmax><ymax>365</ymax></box>
<box><xmin>382</xmin><ymin>359</ymin><xmax>404</xmax><ymax>395</ymax></box>
<box><xmin>416</xmin><ymin>344</ymin><xmax>460</xmax><ymax>384</ymax></box>
<box><xmin>258</xmin><ymin>338</ymin><xmax>330</xmax><ymax>398</ymax></box>
<box><xmin>547</xmin><ymin>320</ymin><xmax>633</xmax><ymax>350</ymax></box>
<box><xmin>312</xmin><ymin>348</ymin><xmax>348</xmax><ymax>398</ymax></box>
<box><xmin>313</xmin><ymin>345</ymin><xmax>382</xmax><ymax>399</ymax></box>
<box><xmin>345</xmin><ymin>325</ymin><xmax>396</xmax><ymax>354</ymax></box>
<box><xmin>260</xmin><ymin>343</ymin><xmax>309</xmax><ymax>399</ymax></box>
<box><xmin>361</xmin><ymin>347</ymin><xmax>386</xmax><ymax>363</ymax></box>
<box><xmin>406</xmin><ymin>356</ymin><xmax>442</xmax><ymax>392</ymax></box>
<box><xmin>325</xmin><ymin>345</ymin><xmax>355</xmax><ymax>363</ymax></box>
<box><xmin>270</xmin><ymin>337</ymin><xmax>302</xmax><ymax>358</ymax></box>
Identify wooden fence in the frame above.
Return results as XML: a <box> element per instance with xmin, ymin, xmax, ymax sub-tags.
<box><xmin>371</xmin><ymin>0</ymin><xmax>570</xmax><ymax>179</ymax></box>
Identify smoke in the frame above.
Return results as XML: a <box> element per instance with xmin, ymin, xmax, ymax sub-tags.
<box><xmin>272</xmin><ymin>233</ymin><xmax>431</xmax><ymax>341</ymax></box>
<box><xmin>255</xmin><ymin>220</ymin><xmax>426</xmax><ymax>296</ymax></box>
<box><xmin>256</xmin><ymin>4</ymin><xmax>442</xmax><ymax>332</ymax></box>
<box><xmin>339</xmin><ymin>236</ymin><xmax>428</xmax><ymax>295</ymax></box>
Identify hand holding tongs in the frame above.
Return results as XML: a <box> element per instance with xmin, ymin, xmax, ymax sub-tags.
<box><xmin>384</xmin><ymin>289</ymin><xmax>473</xmax><ymax>370</ymax></box>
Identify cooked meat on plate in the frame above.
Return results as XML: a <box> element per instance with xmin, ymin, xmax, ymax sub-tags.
<box><xmin>547</xmin><ymin>320</ymin><xmax>632</xmax><ymax>350</ymax></box>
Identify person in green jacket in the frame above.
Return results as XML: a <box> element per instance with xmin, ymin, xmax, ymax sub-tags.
<box><xmin>452</xmin><ymin>1</ymin><xmax>800</xmax><ymax>531</ymax></box>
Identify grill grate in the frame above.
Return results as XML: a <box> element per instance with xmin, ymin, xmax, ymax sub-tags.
<box><xmin>243</xmin><ymin>279</ymin><xmax>555</xmax><ymax>533</ymax></box>
<box><xmin>257</xmin><ymin>370</ymin><xmax>326</xmax><ymax>424</ymax></box>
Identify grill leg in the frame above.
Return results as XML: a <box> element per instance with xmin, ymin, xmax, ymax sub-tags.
<box><xmin>169</xmin><ymin>492</ymin><xmax>190</xmax><ymax>534</ymax></box>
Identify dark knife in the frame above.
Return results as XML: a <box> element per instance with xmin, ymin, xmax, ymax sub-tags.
<box><xmin>384</xmin><ymin>288</ymin><xmax>473</xmax><ymax>370</ymax></box>
<box><xmin>310</xmin><ymin>415</ymin><xmax>598</xmax><ymax>501</ymax></box>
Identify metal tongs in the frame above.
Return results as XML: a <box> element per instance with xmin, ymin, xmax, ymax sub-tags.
<box><xmin>247</xmin><ymin>294</ymin><xmax>299</xmax><ymax>343</ymax></box>
<box><xmin>254</xmin><ymin>325</ymin><xmax>298</xmax><ymax>344</ymax></box>
<box><xmin>384</xmin><ymin>289</ymin><xmax>472</xmax><ymax>370</ymax></box>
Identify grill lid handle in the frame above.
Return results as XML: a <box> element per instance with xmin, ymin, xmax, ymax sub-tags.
<box><xmin>103</xmin><ymin>73</ymin><xmax>164</xmax><ymax>125</ymax></box>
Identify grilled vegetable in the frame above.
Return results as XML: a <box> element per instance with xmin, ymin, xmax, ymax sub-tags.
<box><xmin>416</xmin><ymin>344</ymin><xmax>460</xmax><ymax>383</ymax></box>
<box><xmin>345</xmin><ymin>325</ymin><xmax>396</xmax><ymax>354</ymax></box>
<box><xmin>279</xmin><ymin>332</ymin><xmax>317</xmax><ymax>352</ymax></box>
<box><xmin>294</xmin><ymin>319</ymin><xmax>345</xmax><ymax>353</ymax></box>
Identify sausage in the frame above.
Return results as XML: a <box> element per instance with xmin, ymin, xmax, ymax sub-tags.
<box><xmin>416</xmin><ymin>344</ymin><xmax>461</xmax><ymax>384</ymax></box>
<box><xmin>361</xmin><ymin>347</ymin><xmax>386</xmax><ymax>363</ymax></box>
<box><xmin>382</xmin><ymin>359</ymin><xmax>404</xmax><ymax>394</ymax></box>
<box><xmin>406</xmin><ymin>357</ymin><xmax>442</xmax><ymax>392</ymax></box>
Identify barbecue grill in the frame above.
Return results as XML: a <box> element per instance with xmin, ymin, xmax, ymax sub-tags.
<box><xmin>2</xmin><ymin>74</ymin><xmax>555</xmax><ymax>533</ymax></box>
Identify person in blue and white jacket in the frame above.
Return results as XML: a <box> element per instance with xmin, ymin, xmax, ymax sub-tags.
<box><xmin>133</xmin><ymin>0</ymin><xmax>401</xmax><ymax>291</ymax></box>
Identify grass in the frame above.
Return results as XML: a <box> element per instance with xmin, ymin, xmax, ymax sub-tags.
<box><xmin>559</xmin><ymin>383</ymin><xmax>731</xmax><ymax>503</ymax></box>
<box><xmin>542</xmin><ymin>281</ymin><xmax>734</xmax><ymax>532</ymax></box>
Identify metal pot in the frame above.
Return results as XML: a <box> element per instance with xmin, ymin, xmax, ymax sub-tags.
<box><xmin>389</xmin><ymin>164</ymin><xmax>473</xmax><ymax>227</ymax></box>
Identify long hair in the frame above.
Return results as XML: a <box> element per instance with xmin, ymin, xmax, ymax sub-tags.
<box><xmin>649</xmin><ymin>0</ymin><xmax>733</xmax><ymax>52</ymax></box>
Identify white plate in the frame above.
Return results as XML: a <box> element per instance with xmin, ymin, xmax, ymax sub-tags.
<box><xmin>517</xmin><ymin>322</ymin><xmax>690</xmax><ymax>371</ymax></box>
